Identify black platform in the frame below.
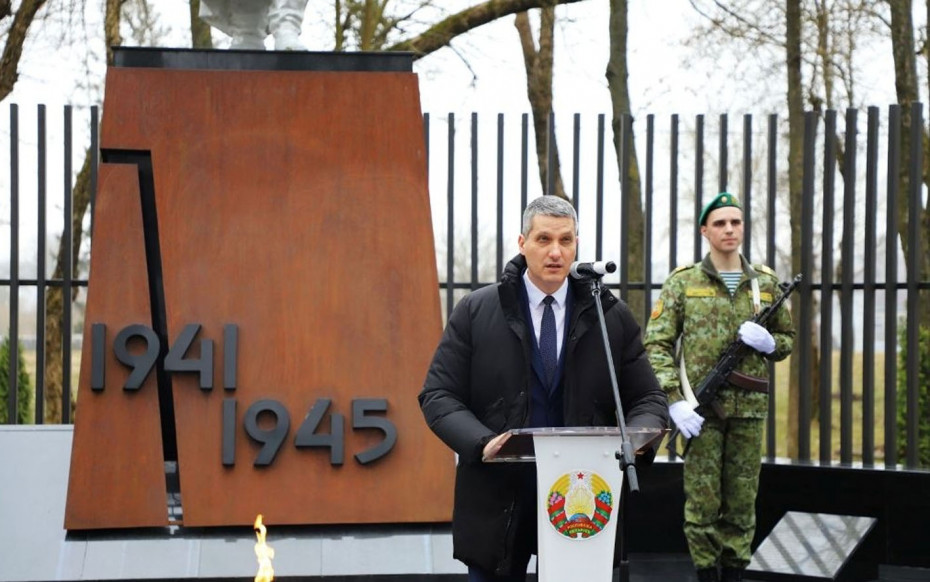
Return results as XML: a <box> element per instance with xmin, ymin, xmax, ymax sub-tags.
<box><xmin>111</xmin><ymin>46</ymin><xmax>413</xmax><ymax>72</ymax></box>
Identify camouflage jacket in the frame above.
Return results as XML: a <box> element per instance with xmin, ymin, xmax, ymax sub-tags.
<box><xmin>644</xmin><ymin>254</ymin><xmax>795</xmax><ymax>419</ymax></box>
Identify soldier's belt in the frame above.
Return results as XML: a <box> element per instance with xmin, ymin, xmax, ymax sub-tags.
<box><xmin>727</xmin><ymin>370</ymin><xmax>769</xmax><ymax>393</ymax></box>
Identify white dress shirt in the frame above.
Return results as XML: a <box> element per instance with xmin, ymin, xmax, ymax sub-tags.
<box><xmin>523</xmin><ymin>273</ymin><xmax>569</xmax><ymax>356</ymax></box>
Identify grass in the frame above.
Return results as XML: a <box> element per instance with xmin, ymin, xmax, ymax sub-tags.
<box><xmin>14</xmin><ymin>349</ymin><xmax>82</xmax><ymax>422</ymax></box>
<box><xmin>769</xmin><ymin>352</ymin><xmax>890</xmax><ymax>463</ymax></box>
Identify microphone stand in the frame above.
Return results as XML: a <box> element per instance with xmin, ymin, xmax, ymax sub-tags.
<box><xmin>585</xmin><ymin>274</ymin><xmax>640</xmax><ymax>494</ymax></box>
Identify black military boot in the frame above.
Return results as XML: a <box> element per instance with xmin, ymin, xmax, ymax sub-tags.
<box><xmin>721</xmin><ymin>566</ymin><xmax>744</xmax><ymax>581</ymax></box>
<box><xmin>696</xmin><ymin>567</ymin><xmax>720</xmax><ymax>582</ymax></box>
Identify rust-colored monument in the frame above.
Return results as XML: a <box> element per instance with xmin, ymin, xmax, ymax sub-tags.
<box><xmin>65</xmin><ymin>49</ymin><xmax>453</xmax><ymax>529</ymax></box>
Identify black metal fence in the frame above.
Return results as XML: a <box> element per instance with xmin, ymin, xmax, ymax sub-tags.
<box><xmin>2</xmin><ymin>104</ymin><xmax>96</xmax><ymax>426</ymax></box>
<box><xmin>2</xmin><ymin>104</ymin><xmax>928</xmax><ymax>470</ymax></box>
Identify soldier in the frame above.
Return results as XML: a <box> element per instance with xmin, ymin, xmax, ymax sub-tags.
<box><xmin>644</xmin><ymin>192</ymin><xmax>795</xmax><ymax>582</ymax></box>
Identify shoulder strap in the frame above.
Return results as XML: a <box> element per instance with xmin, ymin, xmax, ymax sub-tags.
<box><xmin>676</xmin><ymin>338</ymin><xmax>699</xmax><ymax>408</ymax></box>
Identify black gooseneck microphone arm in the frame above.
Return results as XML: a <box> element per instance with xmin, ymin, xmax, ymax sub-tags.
<box><xmin>586</xmin><ymin>274</ymin><xmax>639</xmax><ymax>494</ymax></box>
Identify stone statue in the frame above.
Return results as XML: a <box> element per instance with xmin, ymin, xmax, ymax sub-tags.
<box><xmin>199</xmin><ymin>0</ymin><xmax>309</xmax><ymax>51</ymax></box>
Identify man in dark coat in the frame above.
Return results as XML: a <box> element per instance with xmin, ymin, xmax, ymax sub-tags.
<box><xmin>419</xmin><ymin>195</ymin><xmax>668</xmax><ymax>582</ymax></box>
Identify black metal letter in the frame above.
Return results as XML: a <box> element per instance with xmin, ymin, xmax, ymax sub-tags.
<box><xmin>351</xmin><ymin>398</ymin><xmax>397</xmax><ymax>465</ymax></box>
<box><xmin>222</xmin><ymin>398</ymin><xmax>237</xmax><ymax>466</ymax></box>
<box><xmin>90</xmin><ymin>323</ymin><xmax>106</xmax><ymax>391</ymax></box>
<box><xmin>243</xmin><ymin>399</ymin><xmax>290</xmax><ymax>466</ymax></box>
<box><xmin>294</xmin><ymin>398</ymin><xmax>345</xmax><ymax>466</ymax></box>
<box><xmin>113</xmin><ymin>324</ymin><xmax>160</xmax><ymax>390</ymax></box>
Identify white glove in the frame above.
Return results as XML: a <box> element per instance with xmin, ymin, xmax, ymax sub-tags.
<box><xmin>739</xmin><ymin>320</ymin><xmax>776</xmax><ymax>354</ymax></box>
<box><xmin>669</xmin><ymin>400</ymin><xmax>704</xmax><ymax>439</ymax></box>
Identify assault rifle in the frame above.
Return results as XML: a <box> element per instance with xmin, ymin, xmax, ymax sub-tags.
<box><xmin>667</xmin><ymin>273</ymin><xmax>802</xmax><ymax>457</ymax></box>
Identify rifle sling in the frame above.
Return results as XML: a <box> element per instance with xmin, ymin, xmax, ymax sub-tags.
<box><xmin>727</xmin><ymin>370</ymin><xmax>769</xmax><ymax>393</ymax></box>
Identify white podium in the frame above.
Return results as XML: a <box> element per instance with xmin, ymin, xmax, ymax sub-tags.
<box><xmin>487</xmin><ymin>427</ymin><xmax>665</xmax><ymax>582</ymax></box>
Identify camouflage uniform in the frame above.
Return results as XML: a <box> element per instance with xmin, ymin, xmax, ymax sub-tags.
<box><xmin>644</xmin><ymin>254</ymin><xmax>794</xmax><ymax>571</ymax></box>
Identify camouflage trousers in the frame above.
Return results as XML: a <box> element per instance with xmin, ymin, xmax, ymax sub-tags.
<box><xmin>682</xmin><ymin>416</ymin><xmax>763</xmax><ymax>570</ymax></box>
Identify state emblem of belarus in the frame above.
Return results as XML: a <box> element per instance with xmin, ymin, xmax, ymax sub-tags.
<box><xmin>546</xmin><ymin>470</ymin><xmax>614</xmax><ymax>539</ymax></box>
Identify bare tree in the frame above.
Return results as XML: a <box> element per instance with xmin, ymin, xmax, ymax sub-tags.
<box><xmin>515</xmin><ymin>4</ymin><xmax>567</xmax><ymax>200</ymax></box>
<box><xmin>888</xmin><ymin>0</ymin><xmax>929</xmax><ymax>327</ymax></box>
<box><xmin>36</xmin><ymin>0</ymin><xmax>127</xmax><ymax>422</ymax></box>
<box><xmin>0</xmin><ymin>0</ymin><xmax>49</xmax><ymax>101</ymax></box>
<box><xmin>9</xmin><ymin>0</ymin><xmax>595</xmax><ymax>421</ymax></box>
<box><xmin>785</xmin><ymin>0</ymin><xmax>806</xmax><ymax>459</ymax></box>
<box><xmin>606</xmin><ymin>0</ymin><xmax>646</xmax><ymax>322</ymax></box>
<box><xmin>387</xmin><ymin>0</ymin><xmax>587</xmax><ymax>56</ymax></box>
<box><xmin>683</xmin><ymin>0</ymin><xmax>893</xmax><ymax>458</ymax></box>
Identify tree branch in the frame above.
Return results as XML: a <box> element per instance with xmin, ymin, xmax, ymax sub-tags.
<box><xmin>387</xmin><ymin>0</ymin><xmax>587</xmax><ymax>59</ymax></box>
<box><xmin>0</xmin><ymin>0</ymin><xmax>48</xmax><ymax>102</ymax></box>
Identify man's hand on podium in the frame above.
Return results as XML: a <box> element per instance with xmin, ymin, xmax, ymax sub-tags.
<box><xmin>482</xmin><ymin>432</ymin><xmax>513</xmax><ymax>461</ymax></box>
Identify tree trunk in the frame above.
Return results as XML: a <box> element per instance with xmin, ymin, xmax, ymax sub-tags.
<box><xmin>387</xmin><ymin>0</ymin><xmax>587</xmax><ymax>58</ymax></box>
<box><xmin>43</xmin><ymin>153</ymin><xmax>92</xmax><ymax>422</ymax></box>
<box><xmin>515</xmin><ymin>7</ymin><xmax>566</xmax><ymax>200</ymax></box>
<box><xmin>889</xmin><ymin>0</ymin><xmax>930</xmax><ymax>325</ymax></box>
<box><xmin>104</xmin><ymin>0</ymin><xmax>125</xmax><ymax>68</ymax></box>
<box><xmin>0</xmin><ymin>0</ymin><xmax>48</xmax><ymax>102</ymax></box>
<box><xmin>786</xmin><ymin>0</ymin><xmax>804</xmax><ymax>459</ymax></box>
<box><xmin>605</xmin><ymin>0</ymin><xmax>645</xmax><ymax>323</ymax></box>
<box><xmin>189</xmin><ymin>0</ymin><xmax>214</xmax><ymax>49</ymax></box>
<box><xmin>42</xmin><ymin>0</ymin><xmax>124</xmax><ymax>422</ymax></box>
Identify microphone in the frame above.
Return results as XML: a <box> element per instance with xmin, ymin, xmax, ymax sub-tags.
<box><xmin>569</xmin><ymin>261</ymin><xmax>617</xmax><ymax>279</ymax></box>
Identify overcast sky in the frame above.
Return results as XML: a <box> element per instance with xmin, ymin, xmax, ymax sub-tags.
<box><xmin>4</xmin><ymin>1</ymin><xmax>750</xmax><ymax>114</ymax></box>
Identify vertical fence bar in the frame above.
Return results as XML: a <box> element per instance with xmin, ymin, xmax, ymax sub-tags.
<box><xmin>596</xmin><ymin>114</ymin><xmax>605</xmax><ymax>261</ymax></box>
<box><xmin>798</xmin><ymin>111</ymin><xmax>818</xmax><ymax>462</ymax></box>
<box><xmin>7</xmin><ymin>104</ymin><xmax>19</xmax><ymax>424</ymax></box>
<box><xmin>742</xmin><ymin>114</ymin><xmax>752</xmax><ymax>261</ymax></box>
<box><xmin>521</xmin><ymin>114</ymin><xmax>529</xmax><ymax>221</ymax></box>
<box><xmin>36</xmin><ymin>105</ymin><xmax>47</xmax><ymax>424</ymax></box>
<box><xmin>820</xmin><ymin>110</ymin><xmax>837</xmax><ymax>464</ymax></box>
<box><xmin>862</xmin><ymin>106</ymin><xmax>879</xmax><ymax>467</ymax></box>
<box><xmin>470</xmin><ymin>113</ymin><xmax>478</xmax><ymax>291</ymax></box>
<box><xmin>7</xmin><ymin>103</ymin><xmax>928</xmax><ymax>461</ymax></box>
<box><xmin>718</xmin><ymin>113</ymin><xmax>728</xmax><ymax>193</ymax></box>
<box><xmin>619</xmin><ymin>115</ymin><xmax>632</xmax><ymax>302</ymax></box>
<box><xmin>572</xmin><ymin>113</ymin><xmax>580</xmax><ymax>217</ymax></box>
<box><xmin>904</xmin><ymin>102</ymin><xmax>922</xmax><ymax>469</ymax></box>
<box><xmin>62</xmin><ymin>106</ymin><xmax>74</xmax><ymax>423</ymax></box>
<box><xmin>883</xmin><ymin>105</ymin><xmax>900</xmax><ymax>468</ymax></box>
<box><xmin>496</xmin><ymin>114</ymin><xmax>505</xmax><ymax>278</ymax></box>
<box><xmin>765</xmin><ymin>114</ymin><xmax>778</xmax><ymax>460</ymax></box>
<box><xmin>644</xmin><ymin>114</ymin><xmax>654</xmax><ymax>322</ymax></box>
<box><xmin>693</xmin><ymin>115</ymin><xmax>704</xmax><ymax>263</ymax></box>
<box><xmin>839</xmin><ymin>108</ymin><xmax>857</xmax><ymax>464</ymax></box>
<box><xmin>445</xmin><ymin>113</ymin><xmax>455</xmax><ymax>320</ymax></box>
<box><xmin>670</xmin><ymin>115</ymin><xmax>678</xmax><ymax>271</ymax></box>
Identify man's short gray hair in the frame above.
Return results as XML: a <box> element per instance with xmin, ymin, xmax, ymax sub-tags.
<box><xmin>521</xmin><ymin>195</ymin><xmax>578</xmax><ymax>236</ymax></box>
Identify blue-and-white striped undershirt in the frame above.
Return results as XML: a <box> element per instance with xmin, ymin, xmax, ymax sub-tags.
<box><xmin>720</xmin><ymin>271</ymin><xmax>742</xmax><ymax>295</ymax></box>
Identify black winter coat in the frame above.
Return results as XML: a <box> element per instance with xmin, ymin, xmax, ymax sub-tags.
<box><xmin>419</xmin><ymin>255</ymin><xmax>668</xmax><ymax>576</ymax></box>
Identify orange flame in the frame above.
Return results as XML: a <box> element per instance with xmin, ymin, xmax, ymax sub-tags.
<box><xmin>253</xmin><ymin>514</ymin><xmax>275</xmax><ymax>582</ymax></box>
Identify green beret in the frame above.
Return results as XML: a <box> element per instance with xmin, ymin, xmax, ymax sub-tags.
<box><xmin>699</xmin><ymin>192</ymin><xmax>742</xmax><ymax>225</ymax></box>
